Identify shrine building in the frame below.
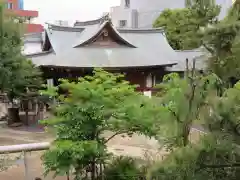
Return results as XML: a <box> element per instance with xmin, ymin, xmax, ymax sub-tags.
<box><xmin>26</xmin><ymin>15</ymin><xmax>207</xmax><ymax>96</ymax></box>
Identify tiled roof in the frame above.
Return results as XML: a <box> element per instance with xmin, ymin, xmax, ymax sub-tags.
<box><xmin>168</xmin><ymin>48</ymin><xmax>210</xmax><ymax>71</ymax></box>
<box><xmin>28</xmin><ymin>19</ymin><xmax>179</xmax><ymax>68</ymax></box>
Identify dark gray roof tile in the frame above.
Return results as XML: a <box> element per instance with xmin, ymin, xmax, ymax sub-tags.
<box><xmin>29</xmin><ymin>20</ymin><xmax>180</xmax><ymax>68</ymax></box>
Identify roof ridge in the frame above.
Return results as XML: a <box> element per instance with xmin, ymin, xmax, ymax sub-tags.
<box><xmin>46</xmin><ymin>23</ymin><xmax>85</xmax><ymax>32</ymax></box>
<box><xmin>117</xmin><ymin>28</ymin><xmax>164</xmax><ymax>33</ymax></box>
<box><xmin>74</xmin><ymin>13</ymin><xmax>109</xmax><ymax>26</ymax></box>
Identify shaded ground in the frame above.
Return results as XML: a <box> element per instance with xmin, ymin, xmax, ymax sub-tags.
<box><xmin>0</xmin><ymin>126</ymin><xmax>203</xmax><ymax>180</ymax></box>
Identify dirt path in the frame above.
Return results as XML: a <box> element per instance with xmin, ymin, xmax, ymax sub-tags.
<box><xmin>0</xmin><ymin>127</ymin><xmax>160</xmax><ymax>180</ymax></box>
<box><xmin>0</xmin><ymin>127</ymin><xmax>203</xmax><ymax>180</ymax></box>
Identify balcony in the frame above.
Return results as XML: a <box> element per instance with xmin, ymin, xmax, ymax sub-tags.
<box><xmin>25</xmin><ymin>23</ymin><xmax>44</xmax><ymax>33</ymax></box>
<box><xmin>6</xmin><ymin>9</ymin><xmax>39</xmax><ymax>18</ymax></box>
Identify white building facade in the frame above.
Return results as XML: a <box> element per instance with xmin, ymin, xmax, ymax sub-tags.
<box><xmin>110</xmin><ymin>0</ymin><xmax>234</xmax><ymax>29</ymax></box>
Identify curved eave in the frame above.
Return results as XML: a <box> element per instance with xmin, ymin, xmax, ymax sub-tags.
<box><xmin>73</xmin><ymin>21</ymin><xmax>136</xmax><ymax>48</ymax></box>
<box><xmin>40</xmin><ymin>63</ymin><xmax>176</xmax><ymax>69</ymax></box>
<box><xmin>41</xmin><ymin>30</ymin><xmax>52</xmax><ymax>51</ymax></box>
<box><xmin>25</xmin><ymin>50</ymin><xmax>54</xmax><ymax>58</ymax></box>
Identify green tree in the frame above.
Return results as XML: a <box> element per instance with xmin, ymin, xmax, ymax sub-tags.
<box><xmin>41</xmin><ymin>69</ymin><xmax>161</xmax><ymax>180</ymax></box>
<box><xmin>155</xmin><ymin>63</ymin><xmax>222</xmax><ymax>149</ymax></box>
<box><xmin>201</xmin><ymin>2</ymin><xmax>240</xmax><ymax>83</ymax></box>
<box><xmin>148</xmin><ymin>80</ymin><xmax>240</xmax><ymax>179</ymax></box>
<box><xmin>148</xmin><ymin>67</ymin><xmax>240</xmax><ymax>179</ymax></box>
<box><xmin>147</xmin><ymin>135</ymin><xmax>240</xmax><ymax>180</ymax></box>
<box><xmin>153</xmin><ymin>0</ymin><xmax>220</xmax><ymax>50</ymax></box>
<box><xmin>0</xmin><ymin>3</ymin><xmax>42</xmax><ymax>103</ymax></box>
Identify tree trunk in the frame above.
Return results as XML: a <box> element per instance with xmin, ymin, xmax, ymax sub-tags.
<box><xmin>25</xmin><ymin>109</ymin><xmax>29</xmax><ymax>126</ymax></box>
<box><xmin>66</xmin><ymin>171</ymin><xmax>70</xmax><ymax>180</ymax></box>
<box><xmin>91</xmin><ymin>161</ymin><xmax>96</xmax><ymax>180</ymax></box>
<box><xmin>100</xmin><ymin>163</ymin><xmax>104</xmax><ymax>180</ymax></box>
<box><xmin>183</xmin><ymin>124</ymin><xmax>190</xmax><ymax>146</ymax></box>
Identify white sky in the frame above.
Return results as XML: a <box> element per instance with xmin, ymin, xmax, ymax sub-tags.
<box><xmin>24</xmin><ymin>0</ymin><xmax>120</xmax><ymax>24</ymax></box>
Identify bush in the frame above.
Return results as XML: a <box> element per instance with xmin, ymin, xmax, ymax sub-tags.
<box><xmin>104</xmin><ymin>156</ymin><xmax>144</xmax><ymax>180</ymax></box>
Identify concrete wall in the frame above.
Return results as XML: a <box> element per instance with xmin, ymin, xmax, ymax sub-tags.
<box><xmin>111</xmin><ymin>0</ymin><xmax>185</xmax><ymax>28</ymax></box>
<box><xmin>110</xmin><ymin>0</ymin><xmax>234</xmax><ymax>28</ymax></box>
<box><xmin>110</xmin><ymin>6</ymin><xmax>138</xmax><ymax>28</ymax></box>
<box><xmin>124</xmin><ymin>0</ymin><xmax>185</xmax><ymax>11</ymax></box>
<box><xmin>137</xmin><ymin>10</ymin><xmax>163</xmax><ymax>28</ymax></box>
<box><xmin>135</xmin><ymin>0</ymin><xmax>184</xmax><ymax>28</ymax></box>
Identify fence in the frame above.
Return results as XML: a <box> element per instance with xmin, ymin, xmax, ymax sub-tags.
<box><xmin>0</xmin><ymin>128</ymin><xmax>206</xmax><ymax>180</ymax></box>
<box><xmin>0</xmin><ymin>142</ymin><xmax>50</xmax><ymax>180</ymax></box>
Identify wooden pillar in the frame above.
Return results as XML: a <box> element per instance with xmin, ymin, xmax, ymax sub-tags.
<box><xmin>152</xmin><ymin>74</ymin><xmax>156</xmax><ymax>87</ymax></box>
<box><xmin>144</xmin><ymin>73</ymin><xmax>152</xmax><ymax>98</ymax></box>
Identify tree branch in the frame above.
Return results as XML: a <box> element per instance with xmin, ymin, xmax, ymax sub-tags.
<box><xmin>202</xmin><ymin>43</ymin><xmax>215</xmax><ymax>55</ymax></box>
<box><xmin>104</xmin><ymin>131</ymin><xmax>128</xmax><ymax>144</ymax></box>
<box><xmin>234</xmin><ymin>123</ymin><xmax>240</xmax><ymax>136</ymax></box>
<box><xmin>201</xmin><ymin>163</ymin><xmax>240</xmax><ymax>169</ymax></box>
<box><xmin>168</xmin><ymin>108</ymin><xmax>183</xmax><ymax>123</ymax></box>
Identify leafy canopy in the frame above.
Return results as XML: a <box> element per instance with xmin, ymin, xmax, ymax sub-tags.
<box><xmin>149</xmin><ymin>71</ymin><xmax>240</xmax><ymax>179</ymax></box>
<box><xmin>203</xmin><ymin>14</ymin><xmax>240</xmax><ymax>81</ymax></box>
<box><xmin>153</xmin><ymin>0</ymin><xmax>220</xmax><ymax>50</ymax></box>
<box><xmin>0</xmin><ymin>3</ymin><xmax>42</xmax><ymax>101</ymax></box>
<box><xmin>41</xmin><ymin>69</ymin><xmax>162</xmax><ymax>179</ymax></box>
<box><xmin>155</xmin><ymin>70</ymin><xmax>222</xmax><ymax>149</ymax></box>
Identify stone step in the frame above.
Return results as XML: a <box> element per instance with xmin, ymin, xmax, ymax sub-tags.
<box><xmin>0</xmin><ymin>121</ymin><xmax>7</xmax><ymax>128</ymax></box>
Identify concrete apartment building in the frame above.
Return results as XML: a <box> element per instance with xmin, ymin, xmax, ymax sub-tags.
<box><xmin>110</xmin><ymin>0</ymin><xmax>234</xmax><ymax>28</ymax></box>
<box><xmin>6</xmin><ymin>0</ymin><xmax>43</xmax><ymax>33</ymax></box>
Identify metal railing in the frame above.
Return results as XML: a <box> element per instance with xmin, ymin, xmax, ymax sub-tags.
<box><xmin>0</xmin><ymin>128</ymin><xmax>206</xmax><ymax>180</ymax></box>
<box><xmin>0</xmin><ymin>142</ymin><xmax>50</xmax><ymax>180</ymax></box>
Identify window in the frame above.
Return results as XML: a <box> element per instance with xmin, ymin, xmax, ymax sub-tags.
<box><xmin>119</xmin><ymin>20</ymin><xmax>127</xmax><ymax>27</ymax></box>
<box><xmin>7</xmin><ymin>3</ymin><xmax>13</xmax><ymax>9</ymax></box>
<box><xmin>125</xmin><ymin>0</ymin><xmax>130</xmax><ymax>8</ymax></box>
